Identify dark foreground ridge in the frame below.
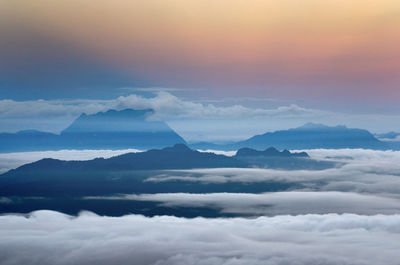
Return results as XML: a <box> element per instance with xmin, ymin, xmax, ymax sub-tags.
<box><xmin>3</xmin><ymin>144</ymin><xmax>334</xmax><ymax>177</ymax></box>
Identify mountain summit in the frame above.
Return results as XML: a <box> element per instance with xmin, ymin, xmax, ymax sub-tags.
<box><xmin>191</xmin><ymin>123</ymin><xmax>389</xmax><ymax>151</ymax></box>
<box><xmin>235</xmin><ymin>123</ymin><xmax>383</xmax><ymax>150</ymax></box>
<box><xmin>61</xmin><ymin>109</ymin><xmax>186</xmax><ymax>149</ymax></box>
<box><xmin>62</xmin><ymin>109</ymin><xmax>169</xmax><ymax>133</ymax></box>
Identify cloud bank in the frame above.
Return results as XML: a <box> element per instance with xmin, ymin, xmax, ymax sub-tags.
<box><xmin>1</xmin><ymin>211</ymin><xmax>400</xmax><ymax>265</ymax></box>
<box><xmin>86</xmin><ymin>191</ymin><xmax>400</xmax><ymax>216</ymax></box>
<box><xmin>0</xmin><ymin>92</ymin><xmax>323</xmax><ymax>121</ymax></box>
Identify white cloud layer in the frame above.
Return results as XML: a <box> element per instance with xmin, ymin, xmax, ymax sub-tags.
<box><xmin>1</xmin><ymin>211</ymin><xmax>400</xmax><ymax>265</ymax></box>
<box><xmin>86</xmin><ymin>191</ymin><xmax>400</xmax><ymax>215</ymax></box>
<box><xmin>0</xmin><ymin>92</ymin><xmax>324</xmax><ymax>120</ymax></box>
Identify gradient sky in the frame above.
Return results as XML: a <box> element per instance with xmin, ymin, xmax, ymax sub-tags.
<box><xmin>0</xmin><ymin>0</ymin><xmax>400</xmax><ymax>117</ymax></box>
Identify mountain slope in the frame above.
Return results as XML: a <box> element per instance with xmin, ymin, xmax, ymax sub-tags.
<box><xmin>60</xmin><ymin>109</ymin><xmax>186</xmax><ymax>149</ymax></box>
<box><xmin>236</xmin><ymin>123</ymin><xmax>386</xmax><ymax>150</ymax></box>
<box><xmin>2</xmin><ymin>145</ymin><xmax>336</xmax><ymax>183</ymax></box>
<box><xmin>234</xmin><ymin>146</ymin><xmax>333</xmax><ymax>169</ymax></box>
<box><xmin>192</xmin><ymin>123</ymin><xmax>390</xmax><ymax>150</ymax></box>
<box><xmin>3</xmin><ymin>144</ymin><xmax>245</xmax><ymax>176</ymax></box>
<box><xmin>0</xmin><ymin>109</ymin><xmax>186</xmax><ymax>152</ymax></box>
<box><xmin>0</xmin><ymin>130</ymin><xmax>60</xmax><ymax>152</ymax></box>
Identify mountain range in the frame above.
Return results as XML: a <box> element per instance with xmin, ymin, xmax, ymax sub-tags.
<box><xmin>2</xmin><ymin>144</ymin><xmax>334</xmax><ymax>178</ymax></box>
<box><xmin>192</xmin><ymin>123</ymin><xmax>394</xmax><ymax>150</ymax></box>
<box><xmin>0</xmin><ymin>109</ymin><xmax>398</xmax><ymax>152</ymax></box>
<box><xmin>0</xmin><ymin>144</ymin><xmax>337</xmax><ymax>216</ymax></box>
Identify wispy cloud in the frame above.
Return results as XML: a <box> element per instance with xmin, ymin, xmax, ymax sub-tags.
<box><xmin>1</xmin><ymin>92</ymin><xmax>400</xmax><ymax>141</ymax></box>
<box><xmin>0</xmin><ymin>92</ymin><xmax>322</xmax><ymax>120</ymax></box>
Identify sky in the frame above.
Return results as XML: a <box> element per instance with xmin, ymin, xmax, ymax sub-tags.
<box><xmin>0</xmin><ymin>0</ymin><xmax>400</xmax><ymax>265</ymax></box>
<box><xmin>2</xmin><ymin>3</ymin><xmax>400</xmax><ymax>263</ymax></box>
<box><xmin>1</xmin><ymin>0</ymin><xmax>400</xmax><ymax>139</ymax></box>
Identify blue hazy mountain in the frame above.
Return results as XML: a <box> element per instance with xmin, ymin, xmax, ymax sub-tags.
<box><xmin>0</xmin><ymin>130</ymin><xmax>60</xmax><ymax>152</ymax></box>
<box><xmin>60</xmin><ymin>109</ymin><xmax>186</xmax><ymax>149</ymax></box>
<box><xmin>234</xmin><ymin>146</ymin><xmax>334</xmax><ymax>169</ymax></box>
<box><xmin>191</xmin><ymin>123</ymin><xmax>391</xmax><ymax>150</ymax></box>
<box><xmin>375</xmin><ymin>132</ymin><xmax>400</xmax><ymax>140</ymax></box>
<box><xmin>0</xmin><ymin>109</ymin><xmax>186</xmax><ymax>152</ymax></box>
<box><xmin>235</xmin><ymin>147</ymin><xmax>309</xmax><ymax>158</ymax></box>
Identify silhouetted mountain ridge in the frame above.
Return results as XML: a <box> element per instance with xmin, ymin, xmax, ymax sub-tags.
<box><xmin>235</xmin><ymin>147</ymin><xmax>309</xmax><ymax>158</ymax></box>
<box><xmin>192</xmin><ymin>123</ymin><xmax>392</xmax><ymax>150</ymax></box>
<box><xmin>3</xmin><ymin>144</ymin><xmax>337</xmax><ymax>179</ymax></box>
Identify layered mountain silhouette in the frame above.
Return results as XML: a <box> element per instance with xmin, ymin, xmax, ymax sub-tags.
<box><xmin>235</xmin><ymin>147</ymin><xmax>309</xmax><ymax>158</ymax></box>
<box><xmin>5</xmin><ymin>144</ymin><xmax>242</xmax><ymax>174</ymax></box>
<box><xmin>0</xmin><ymin>109</ymin><xmax>186</xmax><ymax>152</ymax></box>
<box><xmin>1</xmin><ymin>111</ymin><xmax>396</xmax><ymax>153</ymax></box>
<box><xmin>233</xmin><ymin>146</ymin><xmax>334</xmax><ymax>169</ymax></box>
<box><xmin>192</xmin><ymin>123</ymin><xmax>392</xmax><ymax>150</ymax></box>
<box><xmin>0</xmin><ymin>144</ymin><xmax>336</xmax><ymax>215</ymax></box>
<box><xmin>2</xmin><ymin>145</ymin><xmax>335</xmax><ymax>181</ymax></box>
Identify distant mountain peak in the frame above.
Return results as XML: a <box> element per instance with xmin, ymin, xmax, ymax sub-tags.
<box><xmin>297</xmin><ymin>123</ymin><xmax>347</xmax><ymax>130</ymax></box>
<box><xmin>76</xmin><ymin>108</ymin><xmax>154</xmax><ymax>122</ymax></box>
<box><xmin>235</xmin><ymin>147</ymin><xmax>309</xmax><ymax>158</ymax></box>
<box><xmin>62</xmin><ymin>108</ymin><xmax>169</xmax><ymax>134</ymax></box>
<box><xmin>57</xmin><ymin>108</ymin><xmax>187</xmax><ymax>149</ymax></box>
<box><xmin>0</xmin><ymin>108</ymin><xmax>187</xmax><ymax>152</ymax></box>
<box><xmin>162</xmin><ymin>144</ymin><xmax>193</xmax><ymax>152</ymax></box>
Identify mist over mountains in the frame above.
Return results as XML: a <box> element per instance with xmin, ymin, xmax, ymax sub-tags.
<box><xmin>0</xmin><ymin>109</ymin><xmax>186</xmax><ymax>152</ymax></box>
<box><xmin>192</xmin><ymin>123</ymin><xmax>395</xmax><ymax>150</ymax></box>
<box><xmin>0</xmin><ymin>109</ymin><xmax>398</xmax><ymax>153</ymax></box>
<box><xmin>2</xmin><ymin>1</ymin><xmax>400</xmax><ymax>264</ymax></box>
<box><xmin>0</xmin><ymin>107</ymin><xmax>398</xmax><ymax>217</ymax></box>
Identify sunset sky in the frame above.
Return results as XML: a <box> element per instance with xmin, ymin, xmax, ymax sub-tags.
<box><xmin>1</xmin><ymin>0</ymin><xmax>400</xmax><ymax>137</ymax></box>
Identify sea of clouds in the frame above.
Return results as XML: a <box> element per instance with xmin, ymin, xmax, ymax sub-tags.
<box><xmin>145</xmin><ymin>149</ymin><xmax>400</xmax><ymax>196</ymax></box>
<box><xmin>1</xmin><ymin>211</ymin><xmax>400</xmax><ymax>265</ymax></box>
<box><xmin>2</xmin><ymin>148</ymin><xmax>400</xmax><ymax>198</ymax></box>
<box><xmin>1</xmin><ymin>148</ymin><xmax>400</xmax><ymax>264</ymax></box>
